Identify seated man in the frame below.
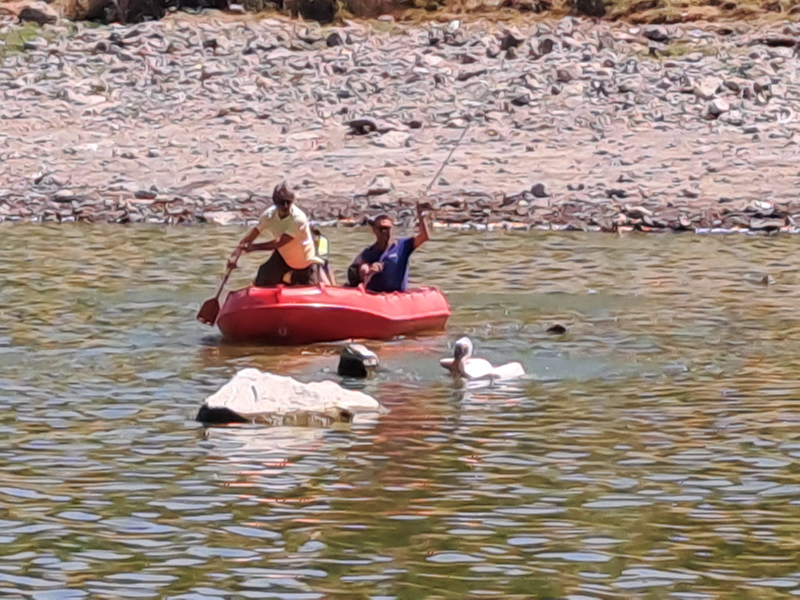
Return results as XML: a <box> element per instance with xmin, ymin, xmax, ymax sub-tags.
<box><xmin>229</xmin><ymin>182</ymin><xmax>321</xmax><ymax>286</ymax></box>
<box><xmin>346</xmin><ymin>203</ymin><xmax>429</xmax><ymax>293</ymax></box>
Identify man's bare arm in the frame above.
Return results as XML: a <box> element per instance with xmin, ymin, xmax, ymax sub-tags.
<box><xmin>413</xmin><ymin>203</ymin><xmax>430</xmax><ymax>249</ymax></box>
<box><xmin>228</xmin><ymin>227</ymin><xmax>261</xmax><ymax>267</ymax></box>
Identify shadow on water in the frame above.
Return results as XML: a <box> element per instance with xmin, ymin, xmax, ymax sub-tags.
<box><xmin>3</xmin><ymin>224</ymin><xmax>800</xmax><ymax>598</ymax></box>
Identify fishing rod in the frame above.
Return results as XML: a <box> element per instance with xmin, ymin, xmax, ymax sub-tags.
<box><xmin>423</xmin><ymin>122</ymin><xmax>472</xmax><ymax>199</ymax></box>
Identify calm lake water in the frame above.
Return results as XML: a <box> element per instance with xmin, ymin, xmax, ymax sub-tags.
<box><xmin>2</xmin><ymin>224</ymin><xmax>800</xmax><ymax>599</ymax></box>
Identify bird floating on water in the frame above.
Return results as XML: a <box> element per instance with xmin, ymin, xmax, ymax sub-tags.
<box><xmin>439</xmin><ymin>337</ymin><xmax>525</xmax><ymax>381</ymax></box>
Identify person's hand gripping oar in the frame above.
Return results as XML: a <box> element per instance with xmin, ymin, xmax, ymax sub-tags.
<box><xmin>196</xmin><ymin>244</ymin><xmax>245</xmax><ymax>326</ymax></box>
<box><xmin>359</xmin><ymin>261</ymin><xmax>384</xmax><ymax>290</ymax></box>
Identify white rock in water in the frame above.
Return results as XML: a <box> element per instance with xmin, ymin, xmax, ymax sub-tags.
<box><xmin>201</xmin><ymin>369</ymin><xmax>383</xmax><ymax>422</ymax></box>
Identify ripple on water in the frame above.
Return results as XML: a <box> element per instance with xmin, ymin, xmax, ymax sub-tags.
<box><xmin>2</xmin><ymin>226</ymin><xmax>800</xmax><ymax>597</ymax></box>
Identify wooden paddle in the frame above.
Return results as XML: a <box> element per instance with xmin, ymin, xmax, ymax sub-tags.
<box><xmin>197</xmin><ymin>247</ymin><xmax>243</xmax><ymax>326</ymax></box>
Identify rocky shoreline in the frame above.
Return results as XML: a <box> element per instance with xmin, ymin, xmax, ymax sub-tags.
<box><xmin>4</xmin><ymin>184</ymin><xmax>800</xmax><ymax>235</ymax></box>
<box><xmin>2</xmin><ymin>12</ymin><xmax>800</xmax><ymax>233</ymax></box>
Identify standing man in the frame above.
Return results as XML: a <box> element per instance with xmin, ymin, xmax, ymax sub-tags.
<box><xmin>229</xmin><ymin>182</ymin><xmax>321</xmax><ymax>287</ymax></box>
<box><xmin>346</xmin><ymin>203</ymin><xmax>430</xmax><ymax>293</ymax></box>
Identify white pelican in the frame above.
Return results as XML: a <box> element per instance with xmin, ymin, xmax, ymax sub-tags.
<box><xmin>439</xmin><ymin>337</ymin><xmax>525</xmax><ymax>381</ymax></box>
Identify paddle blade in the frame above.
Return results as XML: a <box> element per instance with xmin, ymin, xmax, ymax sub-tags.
<box><xmin>196</xmin><ymin>297</ymin><xmax>221</xmax><ymax>326</ymax></box>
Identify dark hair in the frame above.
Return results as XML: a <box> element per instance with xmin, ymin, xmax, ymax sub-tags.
<box><xmin>370</xmin><ymin>214</ymin><xmax>392</xmax><ymax>227</ymax></box>
<box><xmin>273</xmin><ymin>182</ymin><xmax>295</xmax><ymax>203</ymax></box>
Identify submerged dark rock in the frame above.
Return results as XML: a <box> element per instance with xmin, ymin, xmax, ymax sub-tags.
<box><xmin>196</xmin><ymin>405</ymin><xmax>249</xmax><ymax>424</ymax></box>
<box><xmin>337</xmin><ymin>343</ymin><xmax>379</xmax><ymax>378</ymax></box>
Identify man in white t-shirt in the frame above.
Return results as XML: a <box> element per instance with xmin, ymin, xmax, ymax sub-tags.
<box><xmin>228</xmin><ymin>182</ymin><xmax>321</xmax><ymax>286</ymax></box>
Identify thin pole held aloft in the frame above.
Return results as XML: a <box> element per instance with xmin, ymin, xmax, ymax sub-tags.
<box><xmin>423</xmin><ymin>123</ymin><xmax>471</xmax><ymax>197</ymax></box>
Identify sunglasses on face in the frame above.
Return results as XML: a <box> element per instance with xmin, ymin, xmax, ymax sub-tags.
<box><xmin>375</xmin><ymin>226</ymin><xmax>392</xmax><ymax>234</ymax></box>
<box><xmin>276</xmin><ymin>200</ymin><xmax>293</xmax><ymax>207</ymax></box>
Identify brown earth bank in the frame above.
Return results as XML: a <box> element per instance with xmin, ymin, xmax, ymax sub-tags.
<box><xmin>1</xmin><ymin>13</ymin><xmax>800</xmax><ymax>233</ymax></box>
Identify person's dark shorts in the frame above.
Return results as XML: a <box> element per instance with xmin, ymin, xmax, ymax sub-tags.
<box><xmin>254</xmin><ymin>251</ymin><xmax>318</xmax><ymax>287</ymax></box>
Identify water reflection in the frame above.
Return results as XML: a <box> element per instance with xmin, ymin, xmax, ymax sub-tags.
<box><xmin>2</xmin><ymin>224</ymin><xmax>800</xmax><ymax>597</ymax></box>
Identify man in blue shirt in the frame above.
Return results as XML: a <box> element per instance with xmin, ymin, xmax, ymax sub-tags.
<box><xmin>346</xmin><ymin>203</ymin><xmax>430</xmax><ymax>293</ymax></box>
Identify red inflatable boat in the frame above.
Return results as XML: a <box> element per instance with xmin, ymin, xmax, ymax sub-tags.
<box><xmin>216</xmin><ymin>284</ymin><xmax>451</xmax><ymax>344</ymax></box>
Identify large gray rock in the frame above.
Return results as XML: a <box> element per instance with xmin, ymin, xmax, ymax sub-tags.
<box><xmin>642</xmin><ymin>26</ymin><xmax>670</xmax><ymax>43</ymax></box>
<box><xmin>197</xmin><ymin>368</ymin><xmax>384</xmax><ymax>425</ymax></box>
<box><xmin>372</xmin><ymin>131</ymin><xmax>410</xmax><ymax>149</ymax></box>
<box><xmin>292</xmin><ymin>0</ymin><xmax>338</xmax><ymax>24</ymax></box>
<box><xmin>531</xmin><ymin>182</ymin><xmax>549</xmax><ymax>198</ymax></box>
<box><xmin>18</xmin><ymin>2</ymin><xmax>58</xmax><ymax>25</ymax></box>
<box><xmin>556</xmin><ymin>65</ymin><xmax>583</xmax><ymax>83</ymax></box>
<box><xmin>694</xmin><ymin>77</ymin><xmax>723</xmax><ymax>100</ymax></box>
<box><xmin>574</xmin><ymin>0</ymin><xmax>605</xmax><ymax>17</ymax></box>
<box><xmin>366</xmin><ymin>175</ymin><xmax>393</xmax><ymax>196</ymax></box>
<box><xmin>705</xmin><ymin>98</ymin><xmax>730</xmax><ymax>119</ymax></box>
<box><xmin>720</xmin><ymin>109</ymin><xmax>744</xmax><ymax>126</ymax></box>
<box><xmin>618</xmin><ymin>77</ymin><xmax>644</xmax><ymax>94</ymax></box>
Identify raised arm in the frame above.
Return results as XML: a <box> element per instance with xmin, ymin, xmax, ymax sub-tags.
<box><xmin>413</xmin><ymin>202</ymin><xmax>430</xmax><ymax>249</ymax></box>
